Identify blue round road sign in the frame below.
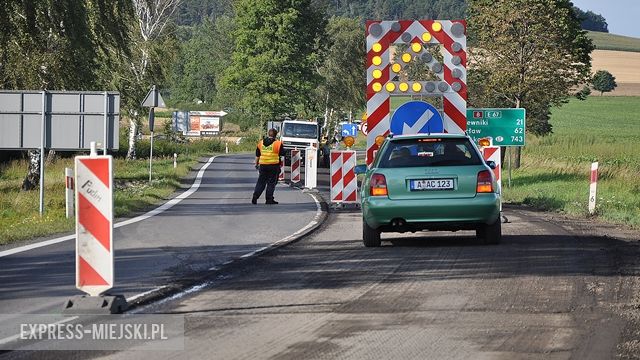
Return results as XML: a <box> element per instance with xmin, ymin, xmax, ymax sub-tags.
<box><xmin>390</xmin><ymin>101</ymin><xmax>443</xmax><ymax>135</ymax></box>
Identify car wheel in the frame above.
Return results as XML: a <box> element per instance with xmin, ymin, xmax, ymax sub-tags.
<box><xmin>476</xmin><ymin>218</ymin><xmax>501</xmax><ymax>245</ymax></box>
<box><xmin>363</xmin><ymin>220</ymin><xmax>381</xmax><ymax>247</ymax></box>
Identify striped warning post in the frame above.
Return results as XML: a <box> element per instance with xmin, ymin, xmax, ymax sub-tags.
<box><xmin>482</xmin><ymin>146</ymin><xmax>501</xmax><ymax>194</ymax></box>
<box><xmin>278</xmin><ymin>157</ymin><xmax>284</xmax><ymax>181</ymax></box>
<box><xmin>365</xmin><ymin>19</ymin><xmax>467</xmax><ymax>165</ymax></box>
<box><xmin>330</xmin><ymin>150</ymin><xmax>358</xmax><ymax>204</ymax></box>
<box><xmin>291</xmin><ymin>150</ymin><xmax>301</xmax><ymax>183</ymax></box>
<box><xmin>589</xmin><ymin>162</ymin><xmax>598</xmax><ymax>214</ymax></box>
<box><xmin>75</xmin><ymin>155</ymin><xmax>113</xmax><ymax>297</ymax></box>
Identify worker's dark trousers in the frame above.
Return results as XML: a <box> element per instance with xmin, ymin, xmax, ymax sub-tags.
<box><xmin>253</xmin><ymin>164</ymin><xmax>280</xmax><ymax>201</ymax></box>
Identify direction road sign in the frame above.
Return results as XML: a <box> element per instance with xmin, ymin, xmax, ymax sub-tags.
<box><xmin>390</xmin><ymin>101</ymin><xmax>443</xmax><ymax>135</ymax></box>
<box><xmin>466</xmin><ymin>108</ymin><xmax>526</xmax><ymax>146</ymax></box>
<box><xmin>341</xmin><ymin>123</ymin><xmax>358</xmax><ymax>137</ymax></box>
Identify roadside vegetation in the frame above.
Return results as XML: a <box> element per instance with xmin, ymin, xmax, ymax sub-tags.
<box><xmin>588</xmin><ymin>31</ymin><xmax>640</xmax><ymax>53</ymax></box>
<box><xmin>0</xmin><ymin>138</ymin><xmax>225</xmax><ymax>244</ymax></box>
<box><xmin>503</xmin><ymin>96</ymin><xmax>640</xmax><ymax>227</ymax></box>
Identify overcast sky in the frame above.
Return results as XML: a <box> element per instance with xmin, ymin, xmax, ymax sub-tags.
<box><xmin>571</xmin><ymin>0</ymin><xmax>640</xmax><ymax>38</ymax></box>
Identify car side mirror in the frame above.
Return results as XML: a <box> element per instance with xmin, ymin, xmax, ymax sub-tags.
<box><xmin>354</xmin><ymin>164</ymin><xmax>367</xmax><ymax>175</ymax></box>
<box><xmin>486</xmin><ymin>161</ymin><xmax>497</xmax><ymax>170</ymax></box>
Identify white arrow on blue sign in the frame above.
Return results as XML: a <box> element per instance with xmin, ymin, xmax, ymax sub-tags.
<box><xmin>390</xmin><ymin>101</ymin><xmax>444</xmax><ymax>135</ymax></box>
<box><xmin>341</xmin><ymin>123</ymin><xmax>358</xmax><ymax>137</ymax></box>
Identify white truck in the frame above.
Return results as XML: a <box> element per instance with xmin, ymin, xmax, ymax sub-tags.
<box><xmin>280</xmin><ymin>119</ymin><xmax>323</xmax><ymax>166</ymax></box>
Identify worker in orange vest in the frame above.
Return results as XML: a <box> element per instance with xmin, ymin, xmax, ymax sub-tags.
<box><xmin>252</xmin><ymin>128</ymin><xmax>285</xmax><ymax>204</ymax></box>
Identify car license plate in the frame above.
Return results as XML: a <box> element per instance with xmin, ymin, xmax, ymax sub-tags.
<box><xmin>410</xmin><ymin>178</ymin><xmax>454</xmax><ymax>191</ymax></box>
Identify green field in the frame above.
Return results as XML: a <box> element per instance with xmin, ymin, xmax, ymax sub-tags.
<box><xmin>588</xmin><ymin>31</ymin><xmax>640</xmax><ymax>52</ymax></box>
<box><xmin>503</xmin><ymin>96</ymin><xmax>640</xmax><ymax>227</ymax></box>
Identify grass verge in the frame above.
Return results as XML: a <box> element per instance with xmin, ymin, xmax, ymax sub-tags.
<box><xmin>502</xmin><ymin>96</ymin><xmax>640</xmax><ymax>227</ymax></box>
<box><xmin>0</xmin><ymin>142</ymin><xmax>222</xmax><ymax>245</ymax></box>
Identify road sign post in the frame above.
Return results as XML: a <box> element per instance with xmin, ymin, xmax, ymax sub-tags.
<box><xmin>141</xmin><ymin>85</ymin><xmax>166</xmax><ymax>183</ymax></box>
<box><xmin>466</xmin><ymin>108</ymin><xmax>526</xmax><ymax>146</ymax></box>
<box><xmin>65</xmin><ymin>167</ymin><xmax>74</xmax><ymax>219</ymax></box>
<box><xmin>589</xmin><ymin>162</ymin><xmax>598</xmax><ymax>215</ymax></box>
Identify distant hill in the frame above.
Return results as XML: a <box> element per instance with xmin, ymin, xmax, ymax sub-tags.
<box><xmin>588</xmin><ymin>31</ymin><xmax>640</xmax><ymax>53</ymax></box>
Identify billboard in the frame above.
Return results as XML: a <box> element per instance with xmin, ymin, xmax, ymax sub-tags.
<box><xmin>186</xmin><ymin>111</ymin><xmax>226</xmax><ymax>136</ymax></box>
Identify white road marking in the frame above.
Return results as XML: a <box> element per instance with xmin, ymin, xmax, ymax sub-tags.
<box><xmin>0</xmin><ymin>156</ymin><xmax>218</xmax><ymax>258</ymax></box>
<box><xmin>127</xmin><ymin>190</ymin><xmax>324</xmax><ymax>310</ymax></box>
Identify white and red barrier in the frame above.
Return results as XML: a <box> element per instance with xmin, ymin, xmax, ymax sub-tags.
<box><xmin>589</xmin><ymin>162</ymin><xmax>598</xmax><ymax>214</ymax></box>
<box><xmin>330</xmin><ymin>150</ymin><xmax>358</xmax><ymax>203</ymax></box>
<box><xmin>65</xmin><ymin>167</ymin><xmax>74</xmax><ymax>219</ymax></box>
<box><xmin>278</xmin><ymin>157</ymin><xmax>284</xmax><ymax>181</ymax></box>
<box><xmin>291</xmin><ymin>150</ymin><xmax>301</xmax><ymax>183</ymax></box>
<box><xmin>75</xmin><ymin>153</ymin><xmax>114</xmax><ymax>297</ymax></box>
<box><xmin>481</xmin><ymin>146</ymin><xmax>501</xmax><ymax>194</ymax></box>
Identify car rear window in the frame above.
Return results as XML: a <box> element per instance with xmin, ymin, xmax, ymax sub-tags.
<box><xmin>377</xmin><ymin>138</ymin><xmax>483</xmax><ymax>168</ymax></box>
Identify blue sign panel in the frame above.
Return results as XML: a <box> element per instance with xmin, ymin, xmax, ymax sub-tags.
<box><xmin>341</xmin><ymin>123</ymin><xmax>358</xmax><ymax>137</ymax></box>
<box><xmin>390</xmin><ymin>101</ymin><xmax>443</xmax><ymax>135</ymax></box>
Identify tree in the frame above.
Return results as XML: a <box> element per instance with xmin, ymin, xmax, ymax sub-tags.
<box><xmin>0</xmin><ymin>0</ymin><xmax>132</xmax><ymax>190</ymax></box>
<box><xmin>591</xmin><ymin>70</ymin><xmax>617</xmax><ymax>96</ymax></box>
<box><xmin>120</xmin><ymin>0</ymin><xmax>180</xmax><ymax>160</ymax></box>
<box><xmin>171</xmin><ymin>15</ymin><xmax>236</xmax><ymax>105</ymax></box>
<box><xmin>315</xmin><ymin>16</ymin><xmax>366</xmax><ymax>134</ymax></box>
<box><xmin>221</xmin><ymin>0</ymin><xmax>326</xmax><ymax>126</ymax></box>
<box><xmin>468</xmin><ymin>0</ymin><xmax>594</xmax><ymax>168</ymax></box>
<box><xmin>573</xmin><ymin>7</ymin><xmax>608</xmax><ymax>33</ymax></box>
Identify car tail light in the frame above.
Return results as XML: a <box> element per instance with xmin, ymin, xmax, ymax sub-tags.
<box><xmin>476</xmin><ymin>170</ymin><xmax>493</xmax><ymax>193</ymax></box>
<box><xmin>370</xmin><ymin>173</ymin><xmax>388</xmax><ymax>196</ymax></box>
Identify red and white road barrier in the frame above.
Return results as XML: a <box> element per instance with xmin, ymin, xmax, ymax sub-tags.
<box><xmin>482</xmin><ymin>146</ymin><xmax>501</xmax><ymax>211</ymax></box>
<box><xmin>589</xmin><ymin>162</ymin><xmax>598</xmax><ymax>214</ymax></box>
<box><xmin>65</xmin><ymin>168</ymin><xmax>74</xmax><ymax>219</ymax></box>
<box><xmin>330</xmin><ymin>150</ymin><xmax>358</xmax><ymax>203</ymax></box>
<box><xmin>291</xmin><ymin>150</ymin><xmax>301</xmax><ymax>183</ymax></box>
<box><xmin>481</xmin><ymin>146</ymin><xmax>501</xmax><ymax>193</ymax></box>
<box><xmin>278</xmin><ymin>157</ymin><xmax>285</xmax><ymax>181</ymax></box>
<box><xmin>75</xmin><ymin>151</ymin><xmax>114</xmax><ymax>297</ymax></box>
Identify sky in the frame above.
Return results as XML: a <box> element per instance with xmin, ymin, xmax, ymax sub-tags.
<box><xmin>571</xmin><ymin>0</ymin><xmax>640</xmax><ymax>38</ymax></box>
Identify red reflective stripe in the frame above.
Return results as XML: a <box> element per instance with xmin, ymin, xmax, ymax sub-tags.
<box><xmin>78</xmin><ymin>194</ymin><xmax>110</xmax><ymax>252</ymax></box>
<box><xmin>81</xmin><ymin>159</ymin><xmax>110</xmax><ymax>189</ymax></box>
<box><xmin>331</xmin><ymin>167</ymin><xmax>343</xmax><ymax>189</ymax></box>
<box><xmin>344</xmin><ymin>189</ymin><xmax>357</xmax><ymax>202</ymax></box>
<box><xmin>78</xmin><ymin>256</ymin><xmax>109</xmax><ymax>286</ymax></box>
<box><xmin>591</xmin><ymin>169</ymin><xmax>598</xmax><ymax>183</ymax></box>
<box><xmin>443</xmin><ymin>97</ymin><xmax>467</xmax><ymax>132</ymax></box>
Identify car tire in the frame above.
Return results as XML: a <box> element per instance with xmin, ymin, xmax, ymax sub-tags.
<box><xmin>477</xmin><ymin>218</ymin><xmax>501</xmax><ymax>245</ymax></box>
<box><xmin>363</xmin><ymin>220</ymin><xmax>381</xmax><ymax>247</ymax></box>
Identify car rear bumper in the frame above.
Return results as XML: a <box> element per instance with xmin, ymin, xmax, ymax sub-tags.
<box><xmin>362</xmin><ymin>194</ymin><xmax>500</xmax><ymax>230</ymax></box>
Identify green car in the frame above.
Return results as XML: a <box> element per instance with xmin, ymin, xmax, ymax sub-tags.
<box><xmin>359</xmin><ymin>133</ymin><xmax>501</xmax><ymax>247</ymax></box>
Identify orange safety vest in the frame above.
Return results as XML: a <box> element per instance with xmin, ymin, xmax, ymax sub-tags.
<box><xmin>258</xmin><ymin>139</ymin><xmax>282</xmax><ymax>165</ymax></box>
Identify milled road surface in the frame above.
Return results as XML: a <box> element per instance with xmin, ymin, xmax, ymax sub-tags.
<box><xmin>9</xmin><ymin>204</ymin><xmax>639</xmax><ymax>359</ymax></box>
<box><xmin>0</xmin><ymin>154</ymin><xmax>318</xmax><ymax>316</ymax></box>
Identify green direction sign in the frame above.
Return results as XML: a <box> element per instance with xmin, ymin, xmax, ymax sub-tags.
<box><xmin>466</xmin><ymin>108</ymin><xmax>526</xmax><ymax>146</ymax></box>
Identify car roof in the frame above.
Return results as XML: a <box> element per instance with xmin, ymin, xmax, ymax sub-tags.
<box><xmin>388</xmin><ymin>133</ymin><xmax>470</xmax><ymax>141</ymax></box>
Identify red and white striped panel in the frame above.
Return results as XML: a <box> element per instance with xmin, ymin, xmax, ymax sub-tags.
<box><xmin>291</xmin><ymin>150</ymin><xmax>301</xmax><ymax>183</ymax></box>
<box><xmin>482</xmin><ymin>146</ymin><xmax>501</xmax><ymax>194</ymax></box>
<box><xmin>330</xmin><ymin>150</ymin><xmax>358</xmax><ymax>204</ymax></box>
<box><xmin>366</xmin><ymin>20</ymin><xmax>467</xmax><ymax>165</ymax></box>
<box><xmin>75</xmin><ymin>155</ymin><xmax>113</xmax><ymax>297</ymax></box>
<box><xmin>278</xmin><ymin>157</ymin><xmax>284</xmax><ymax>181</ymax></box>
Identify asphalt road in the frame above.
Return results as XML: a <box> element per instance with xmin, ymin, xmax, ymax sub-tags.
<box><xmin>2</xmin><ymin>155</ymin><xmax>640</xmax><ymax>359</ymax></box>
<box><xmin>88</xmin><ymin>208</ymin><xmax>638</xmax><ymax>360</ymax></box>
<box><xmin>0</xmin><ymin>154</ymin><xmax>319</xmax><ymax>316</ymax></box>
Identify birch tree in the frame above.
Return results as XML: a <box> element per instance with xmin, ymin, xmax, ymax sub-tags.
<box><xmin>123</xmin><ymin>0</ymin><xmax>180</xmax><ymax>160</ymax></box>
